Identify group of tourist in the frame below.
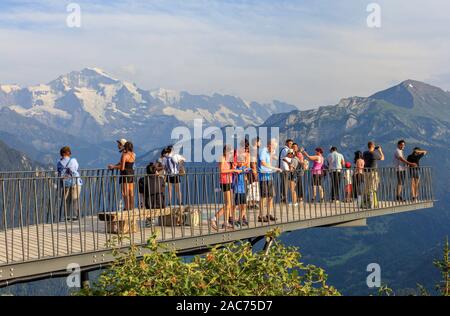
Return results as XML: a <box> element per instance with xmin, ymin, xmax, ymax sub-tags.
<box><xmin>55</xmin><ymin>137</ymin><xmax>427</xmax><ymax>227</ymax></box>
<box><xmin>209</xmin><ymin>137</ymin><xmax>427</xmax><ymax>230</ymax></box>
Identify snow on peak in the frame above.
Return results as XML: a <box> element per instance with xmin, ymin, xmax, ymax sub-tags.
<box><xmin>84</xmin><ymin>67</ymin><xmax>117</xmax><ymax>80</ymax></box>
<box><xmin>150</xmin><ymin>88</ymin><xmax>181</xmax><ymax>104</ymax></box>
<box><xmin>121</xmin><ymin>81</ymin><xmax>143</xmax><ymax>103</ymax></box>
<box><xmin>0</xmin><ymin>84</ymin><xmax>21</xmax><ymax>93</ymax></box>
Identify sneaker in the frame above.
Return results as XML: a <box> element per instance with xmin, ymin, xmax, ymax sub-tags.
<box><xmin>241</xmin><ymin>219</ymin><xmax>249</xmax><ymax>227</ymax></box>
<box><xmin>210</xmin><ymin>219</ymin><xmax>218</xmax><ymax>231</ymax></box>
<box><xmin>258</xmin><ymin>215</ymin><xmax>269</xmax><ymax>222</ymax></box>
<box><xmin>221</xmin><ymin>223</ymin><xmax>234</xmax><ymax>230</ymax></box>
<box><xmin>268</xmin><ymin>215</ymin><xmax>277</xmax><ymax>221</ymax></box>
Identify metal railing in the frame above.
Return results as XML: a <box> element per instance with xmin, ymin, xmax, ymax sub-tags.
<box><xmin>0</xmin><ymin>167</ymin><xmax>433</xmax><ymax>265</ymax></box>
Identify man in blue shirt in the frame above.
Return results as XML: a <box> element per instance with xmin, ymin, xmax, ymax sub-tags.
<box><xmin>258</xmin><ymin>139</ymin><xmax>282</xmax><ymax>222</ymax></box>
<box><xmin>57</xmin><ymin>146</ymin><xmax>82</xmax><ymax>221</ymax></box>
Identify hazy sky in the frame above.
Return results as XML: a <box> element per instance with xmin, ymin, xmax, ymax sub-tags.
<box><xmin>1</xmin><ymin>0</ymin><xmax>449</xmax><ymax>108</ymax></box>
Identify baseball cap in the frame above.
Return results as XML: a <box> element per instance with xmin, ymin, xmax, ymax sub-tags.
<box><xmin>116</xmin><ymin>139</ymin><xmax>127</xmax><ymax>146</ymax></box>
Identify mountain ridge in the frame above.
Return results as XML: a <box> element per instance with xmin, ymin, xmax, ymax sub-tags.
<box><xmin>0</xmin><ymin>67</ymin><xmax>297</xmax><ymax>135</ymax></box>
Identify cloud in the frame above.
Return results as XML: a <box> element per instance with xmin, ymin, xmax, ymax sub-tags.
<box><xmin>0</xmin><ymin>0</ymin><xmax>449</xmax><ymax>108</ymax></box>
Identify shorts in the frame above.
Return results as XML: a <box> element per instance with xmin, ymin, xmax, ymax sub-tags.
<box><xmin>119</xmin><ymin>175</ymin><xmax>135</xmax><ymax>184</ymax></box>
<box><xmin>397</xmin><ymin>171</ymin><xmax>406</xmax><ymax>185</ymax></box>
<box><xmin>312</xmin><ymin>174</ymin><xmax>323</xmax><ymax>186</ymax></box>
<box><xmin>409</xmin><ymin>168</ymin><xmax>420</xmax><ymax>179</ymax></box>
<box><xmin>234</xmin><ymin>193</ymin><xmax>247</xmax><ymax>205</ymax></box>
<box><xmin>246</xmin><ymin>182</ymin><xmax>260</xmax><ymax>202</ymax></box>
<box><xmin>220</xmin><ymin>183</ymin><xmax>232</xmax><ymax>192</ymax></box>
<box><xmin>345</xmin><ymin>184</ymin><xmax>352</xmax><ymax>193</ymax></box>
<box><xmin>283</xmin><ymin>172</ymin><xmax>295</xmax><ymax>182</ymax></box>
<box><xmin>259</xmin><ymin>180</ymin><xmax>274</xmax><ymax>198</ymax></box>
<box><xmin>166</xmin><ymin>175</ymin><xmax>180</xmax><ymax>184</ymax></box>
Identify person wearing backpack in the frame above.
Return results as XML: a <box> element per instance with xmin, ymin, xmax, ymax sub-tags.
<box><xmin>138</xmin><ymin>162</ymin><xmax>166</xmax><ymax>210</ymax></box>
<box><xmin>163</xmin><ymin>146</ymin><xmax>186</xmax><ymax>206</ymax></box>
<box><xmin>57</xmin><ymin>146</ymin><xmax>82</xmax><ymax>221</ymax></box>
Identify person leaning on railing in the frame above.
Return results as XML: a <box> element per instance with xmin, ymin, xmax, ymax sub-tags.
<box><xmin>353</xmin><ymin>151</ymin><xmax>365</xmax><ymax>207</ymax></box>
<box><xmin>258</xmin><ymin>139</ymin><xmax>282</xmax><ymax>222</ymax></box>
<box><xmin>57</xmin><ymin>146</ymin><xmax>83</xmax><ymax>221</ymax></box>
<box><xmin>108</xmin><ymin>141</ymin><xmax>136</xmax><ymax>211</ymax></box>
<box><xmin>280</xmin><ymin>149</ymin><xmax>298</xmax><ymax>206</ymax></box>
<box><xmin>292</xmin><ymin>143</ymin><xmax>305</xmax><ymax>203</ymax></box>
<box><xmin>326</xmin><ymin>146</ymin><xmax>346</xmax><ymax>202</ymax></box>
<box><xmin>138</xmin><ymin>162</ymin><xmax>166</xmax><ymax>210</ymax></box>
<box><xmin>407</xmin><ymin>147</ymin><xmax>427</xmax><ymax>201</ymax></box>
<box><xmin>210</xmin><ymin>145</ymin><xmax>243</xmax><ymax>231</ymax></box>
<box><xmin>393</xmin><ymin>140</ymin><xmax>417</xmax><ymax>202</ymax></box>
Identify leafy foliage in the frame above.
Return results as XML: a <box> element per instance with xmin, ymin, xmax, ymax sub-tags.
<box><xmin>378</xmin><ymin>237</ymin><xmax>449</xmax><ymax>296</ymax></box>
<box><xmin>78</xmin><ymin>229</ymin><xmax>340</xmax><ymax>296</ymax></box>
<box><xmin>433</xmin><ymin>237</ymin><xmax>449</xmax><ymax>296</ymax></box>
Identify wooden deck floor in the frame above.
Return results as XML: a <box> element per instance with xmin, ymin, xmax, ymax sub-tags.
<box><xmin>0</xmin><ymin>200</ymin><xmax>412</xmax><ymax>265</ymax></box>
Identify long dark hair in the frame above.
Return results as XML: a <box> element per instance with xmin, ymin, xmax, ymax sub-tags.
<box><xmin>354</xmin><ymin>151</ymin><xmax>363</xmax><ymax>163</ymax></box>
<box><xmin>124</xmin><ymin>141</ymin><xmax>134</xmax><ymax>153</ymax></box>
<box><xmin>223</xmin><ymin>145</ymin><xmax>232</xmax><ymax>157</ymax></box>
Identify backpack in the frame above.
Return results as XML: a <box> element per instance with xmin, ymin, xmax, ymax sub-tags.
<box><xmin>278</xmin><ymin>146</ymin><xmax>289</xmax><ymax>168</ymax></box>
<box><xmin>178</xmin><ymin>160</ymin><xmax>186</xmax><ymax>176</ymax></box>
<box><xmin>164</xmin><ymin>156</ymin><xmax>178</xmax><ymax>175</ymax></box>
<box><xmin>60</xmin><ymin>158</ymin><xmax>77</xmax><ymax>188</ymax></box>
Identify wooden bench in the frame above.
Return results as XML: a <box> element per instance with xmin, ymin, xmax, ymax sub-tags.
<box><xmin>98</xmin><ymin>207</ymin><xmax>176</xmax><ymax>234</ymax></box>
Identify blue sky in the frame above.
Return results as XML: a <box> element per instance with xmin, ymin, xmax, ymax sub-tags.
<box><xmin>1</xmin><ymin>0</ymin><xmax>449</xmax><ymax>108</ymax></box>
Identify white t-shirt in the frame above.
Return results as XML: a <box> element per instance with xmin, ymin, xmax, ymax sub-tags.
<box><xmin>281</xmin><ymin>157</ymin><xmax>291</xmax><ymax>171</ymax></box>
<box><xmin>394</xmin><ymin>148</ymin><xmax>407</xmax><ymax>171</ymax></box>
<box><xmin>170</xmin><ymin>153</ymin><xmax>185</xmax><ymax>164</ymax></box>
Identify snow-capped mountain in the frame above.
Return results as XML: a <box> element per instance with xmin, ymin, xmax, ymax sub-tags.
<box><xmin>0</xmin><ymin>68</ymin><xmax>297</xmax><ymax>150</ymax></box>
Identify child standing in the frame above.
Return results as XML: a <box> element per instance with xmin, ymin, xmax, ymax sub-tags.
<box><xmin>233</xmin><ymin>158</ymin><xmax>251</xmax><ymax>227</ymax></box>
<box><xmin>344</xmin><ymin>162</ymin><xmax>353</xmax><ymax>202</ymax></box>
